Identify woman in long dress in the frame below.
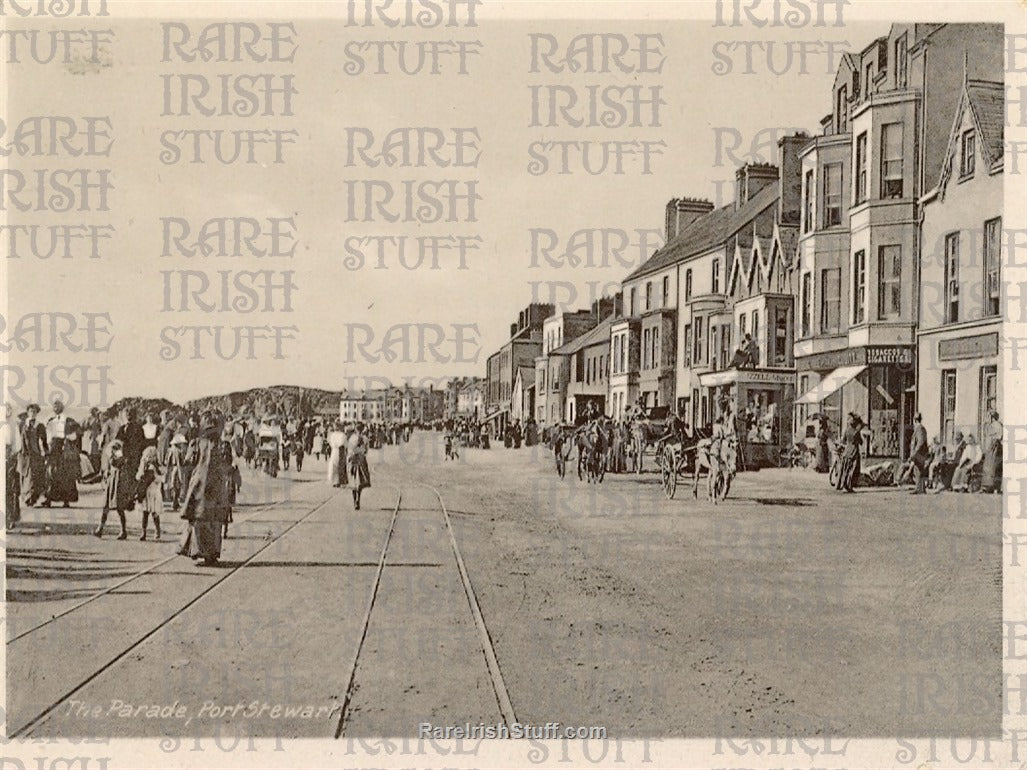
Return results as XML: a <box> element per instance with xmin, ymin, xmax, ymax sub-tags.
<box><xmin>178</xmin><ymin>417</ymin><xmax>231</xmax><ymax>566</ymax></box>
<box><xmin>347</xmin><ymin>423</ymin><xmax>371</xmax><ymax>510</ymax></box>
<box><xmin>835</xmin><ymin>413</ymin><xmax>863</xmax><ymax>493</ymax></box>
<box><xmin>981</xmin><ymin>411</ymin><xmax>1002</xmax><ymax>493</ymax></box>
<box><xmin>327</xmin><ymin>421</ymin><xmax>348</xmax><ymax>487</ymax></box>
<box><xmin>814</xmin><ymin>415</ymin><xmax>831</xmax><ymax>473</ymax></box>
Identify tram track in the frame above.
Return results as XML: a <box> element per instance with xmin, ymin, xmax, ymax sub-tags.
<box><xmin>7</xmin><ymin>466</ymin><xmax>515</xmax><ymax>738</ymax></box>
<box><xmin>333</xmin><ymin>482</ymin><xmax>515</xmax><ymax>736</ymax></box>
<box><xmin>8</xmin><ymin>485</ymin><xmax>346</xmax><ymax>738</ymax></box>
<box><xmin>7</xmin><ymin>492</ymin><xmax>316</xmax><ymax>645</ymax></box>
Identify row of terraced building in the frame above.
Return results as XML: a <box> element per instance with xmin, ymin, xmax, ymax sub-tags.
<box><xmin>484</xmin><ymin>22</ymin><xmax>1004</xmax><ymax>466</ymax></box>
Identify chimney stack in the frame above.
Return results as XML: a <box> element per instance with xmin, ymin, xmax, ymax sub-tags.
<box><xmin>777</xmin><ymin>132</ymin><xmax>809</xmax><ymax>225</ymax></box>
<box><xmin>666</xmin><ymin>197</ymin><xmax>715</xmax><ymax>239</ymax></box>
<box><xmin>735</xmin><ymin>163</ymin><xmax>779</xmax><ymax>209</ymax></box>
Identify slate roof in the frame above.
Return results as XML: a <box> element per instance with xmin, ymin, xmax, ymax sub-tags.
<box><xmin>550</xmin><ymin>317</ymin><xmax>614</xmax><ymax>356</ymax></box>
<box><xmin>966</xmin><ymin>79</ymin><xmax>1004</xmax><ymax>165</ymax></box>
<box><xmin>623</xmin><ymin>184</ymin><xmax>778</xmax><ymax>283</ymax></box>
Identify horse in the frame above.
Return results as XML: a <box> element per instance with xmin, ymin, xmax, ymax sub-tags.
<box><xmin>692</xmin><ymin>436</ymin><xmax>738</xmax><ymax>503</ymax></box>
<box><xmin>578</xmin><ymin>421</ymin><xmax>609</xmax><ymax>483</ymax></box>
<box><xmin>625</xmin><ymin>405</ymin><xmax>667</xmax><ymax>474</ymax></box>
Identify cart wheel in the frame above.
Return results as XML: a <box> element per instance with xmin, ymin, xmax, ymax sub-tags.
<box><xmin>662</xmin><ymin>448</ymin><xmax>677</xmax><ymax>499</ymax></box>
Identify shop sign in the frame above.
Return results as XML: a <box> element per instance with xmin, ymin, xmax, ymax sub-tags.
<box><xmin>740</xmin><ymin>370</ymin><xmax>795</xmax><ymax>385</ymax></box>
<box><xmin>865</xmin><ymin>346</ymin><xmax>913</xmax><ymax>365</ymax></box>
<box><xmin>938</xmin><ymin>333</ymin><xmax>999</xmax><ymax>361</ymax></box>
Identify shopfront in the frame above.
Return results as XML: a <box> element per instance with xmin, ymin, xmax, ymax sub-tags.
<box><xmin>794</xmin><ymin>345</ymin><xmax>915</xmax><ymax>459</ymax></box>
<box><xmin>698</xmin><ymin>368</ymin><xmax>796</xmax><ymax>468</ymax></box>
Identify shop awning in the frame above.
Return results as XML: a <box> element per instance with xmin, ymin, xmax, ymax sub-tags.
<box><xmin>795</xmin><ymin>365</ymin><xmax>866</xmax><ymax>405</ymax></box>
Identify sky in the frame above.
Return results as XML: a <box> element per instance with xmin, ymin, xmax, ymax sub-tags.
<box><xmin>3</xmin><ymin>5</ymin><xmax>888</xmax><ymax>407</ymax></box>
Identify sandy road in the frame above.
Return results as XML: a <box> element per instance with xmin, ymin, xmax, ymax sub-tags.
<box><xmin>6</xmin><ymin>448</ymin><xmax>509</xmax><ymax>739</ymax></box>
<box><xmin>5</xmin><ymin>431</ymin><xmax>1003</xmax><ymax>738</ymax></box>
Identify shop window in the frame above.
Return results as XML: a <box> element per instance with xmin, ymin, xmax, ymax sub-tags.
<box><xmin>878</xmin><ymin>245</ymin><xmax>901</xmax><ymax>319</ymax></box>
<box><xmin>880</xmin><ymin>123</ymin><xmax>903</xmax><ymax>198</ymax></box>
<box><xmin>820</xmin><ymin>267</ymin><xmax>841</xmax><ymax>333</ymax></box>
<box><xmin>944</xmin><ymin>232</ymin><xmax>960</xmax><ymax>323</ymax></box>
<box><xmin>941</xmin><ymin>369</ymin><xmax>957</xmax><ymax>445</ymax></box>
<box><xmin>869</xmin><ymin>367</ymin><xmax>901</xmax><ymax>456</ymax></box>
<box><xmin>853</xmin><ymin>249</ymin><xmax>866</xmax><ymax>324</ymax></box>
<box><xmin>960</xmin><ymin>130</ymin><xmax>975</xmax><ymax>178</ymax></box>
<box><xmin>855</xmin><ymin>132</ymin><xmax>868</xmax><ymax>204</ymax></box>
<box><xmin>984</xmin><ymin>217</ymin><xmax>1001</xmax><ymax>317</ymax></box>
<box><xmin>797</xmin><ymin>375</ymin><xmax>809</xmax><ymax>428</ymax></box>
<box><xmin>978</xmin><ymin>366</ymin><xmax>998</xmax><ymax>443</ymax></box>
<box><xmin>822</xmin><ymin>163</ymin><xmax>842</xmax><ymax>227</ymax></box>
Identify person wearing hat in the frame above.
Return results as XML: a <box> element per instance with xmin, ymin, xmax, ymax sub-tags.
<box><xmin>934</xmin><ymin>431</ymin><xmax>966</xmax><ymax>492</ymax></box>
<box><xmin>347</xmin><ymin>422</ymin><xmax>371</xmax><ymax>510</ymax></box>
<box><xmin>835</xmin><ymin>412</ymin><xmax>864</xmax><ymax>493</ymax></box>
<box><xmin>178</xmin><ymin>414</ymin><xmax>231</xmax><ymax>566</ymax></box>
<box><xmin>19</xmin><ymin>403</ymin><xmax>47</xmax><ymax>507</ymax></box>
<box><xmin>951</xmin><ymin>434</ymin><xmax>982</xmax><ymax>492</ymax></box>
<box><xmin>43</xmin><ymin>398</ymin><xmax>81</xmax><ymax>508</ymax></box>
<box><xmin>908</xmin><ymin>413</ymin><xmax>929</xmax><ymax>494</ymax></box>
<box><xmin>114</xmin><ymin>408</ymin><xmax>145</xmax><ymax>519</ymax></box>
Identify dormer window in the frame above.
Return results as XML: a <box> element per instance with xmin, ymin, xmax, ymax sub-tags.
<box><xmin>836</xmin><ymin>86</ymin><xmax>848</xmax><ymax>133</ymax></box>
<box><xmin>960</xmin><ymin>129</ymin><xmax>975</xmax><ymax>178</ymax></box>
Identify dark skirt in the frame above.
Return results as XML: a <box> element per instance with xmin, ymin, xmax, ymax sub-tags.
<box><xmin>836</xmin><ymin>450</ymin><xmax>860</xmax><ymax>491</ymax></box>
<box><xmin>981</xmin><ymin>440</ymin><xmax>1002</xmax><ymax>492</ymax></box>
<box><xmin>46</xmin><ymin>441</ymin><xmax>80</xmax><ymax>503</ymax></box>
<box><xmin>348</xmin><ymin>454</ymin><xmax>371</xmax><ymax>491</ymax></box>
<box><xmin>6</xmin><ymin>456</ymin><xmax>21</xmax><ymax>525</ymax></box>
<box><xmin>815</xmin><ymin>441</ymin><xmax>830</xmax><ymax>473</ymax></box>
<box><xmin>179</xmin><ymin>520</ymin><xmax>222</xmax><ymax>561</ymax></box>
<box><xmin>20</xmin><ymin>452</ymin><xmax>45</xmax><ymax>505</ymax></box>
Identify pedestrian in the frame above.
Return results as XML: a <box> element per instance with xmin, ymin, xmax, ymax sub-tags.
<box><xmin>95</xmin><ymin>439</ymin><xmax>129</xmax><ymax>540</ymax></box>
<box><xmin>327</xmin><ymin>420</ymin><xmax>348</xmax><ymax>487</ymax></box>
<box><xmin>293</xmin><ymin>433</ymin><xmax>305</xmax><ymax>471</ymax></box>
<box><xmin>135</xmin><ymin>445</ymin><xmax>163</xmax><ymax>541</ymax></box>
<box><xmin>835</xmin><ymin>413</ymin><xmax>863</xmax><ymax>493</ymax></box>
<box><xmin>980</xmin><ymin>411</ymin><xmax>1002</xmax><ymax>493</ymax></box>
<box><xmin>4</xmin><ymin>403</ymin><xmax>23</xmax><ymax>529</ymax></box>
<box><xmin>164</xmin><ymin>432</ymin><xmax>187</xmax><ymax>511</ymax></box>
<box><xmin>42</xmin><ymin>399</ymin><xmax>80</xmax><ymax>508</ymax></box>
<box><xmin>141</xmin><ymin>412</ymin><xmax>160</xmax><ymax>451</ymax></box>
<box><xmin>115</xmin><ymin>408</ymin><xmax>145</xmax><ymax>516</ymax></box>
<box><xmin>815</xmin><ymin>415</ymin><xmax>831</xmax><ymax>473</ymax></box>
<box><xmin>908</xmin><ymin>413</ymin><xmax>929</xmax><ymax>494</ymax></box>
<box><xmin>347</xmin><ymin>422</ymin><xmax>371</xmax><ymax>510</ymax></box>
<box><xmin>178</xmin><ymin>415</ymin><xmax>231</xmax><ymax>566</ymax></box>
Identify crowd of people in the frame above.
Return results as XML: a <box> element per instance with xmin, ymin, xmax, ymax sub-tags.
<box><xmin>1</xmin><ymin>402</ymin><xmax>389</xmax><ymax>565</ymax></box>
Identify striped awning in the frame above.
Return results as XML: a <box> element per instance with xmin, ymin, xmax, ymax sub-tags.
<box><xmin>795</xmin><ymin>365</ymin><xmax>866</xmax><ymax>405</ymax></box>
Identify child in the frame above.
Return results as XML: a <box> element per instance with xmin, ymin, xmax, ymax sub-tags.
<box><xmin>95</xmin><ymin>439</ymin><xmax>128</xmax><ymax>540</ymax></box>
<box><xmin>136</xmin><ymin>445</ymin><xmax>163</xmax><ymax>541</ymax></box>
<box><xmin>222</xmin><ymin>442</ymin><xmax>241</xmax><ymax>538</ymax></box>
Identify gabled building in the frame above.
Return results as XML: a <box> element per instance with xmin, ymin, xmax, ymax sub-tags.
<box><xmin>917</xmin><ymin>77</ymin><xmax>1003</xmax><ymax>445</ymax></box>
<box><xmin>792</xmin><ymin>22</ymin><xmax>1003</xmax><ymax>459</ymax></box>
